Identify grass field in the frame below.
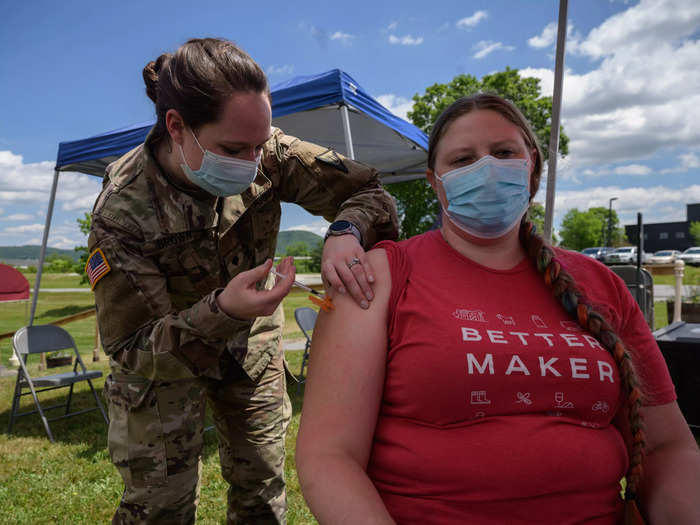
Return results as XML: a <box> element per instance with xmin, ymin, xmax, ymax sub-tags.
<box><xmin>0</xmin><ymin>271</ymin><xmax>695</xmax><ymax>524</ymax></box>
<box><xmin>0</xmin><ymin>283</ymin><xmax>317</xmax><ymax>525</ymax></box>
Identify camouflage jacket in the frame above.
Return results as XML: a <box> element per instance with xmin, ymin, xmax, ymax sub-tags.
<box><xmin>88</xmin><ymin>127</ymin><xmax>398</xmax><ymax>382</ymax></box>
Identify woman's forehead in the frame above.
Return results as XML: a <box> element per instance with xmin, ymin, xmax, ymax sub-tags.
<box><xmin>210</xmin><ymin>92</ymin><xmax>271</xmax><ymax>144</ymax></box>
<box><xmin>446</xmin><ymin>110</ymin><xmax>522</xmax><ymax>139</ymax></box>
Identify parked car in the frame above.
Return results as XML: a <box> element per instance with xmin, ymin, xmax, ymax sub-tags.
<box><xmin>647</xmin><ymin>250</ymin><xmax>681</xmax><ymax>264</ymax></box>
<box><xmin>604</xmin><ymin>246</ymin><xmax>638</xmax><ymax>265</ymax></box>
<box><xmin>580</xmin><ymin>247</ymin><xmax>615</xmax><ymax>261</ymax></box>
<box><xmin>679</xmin><ymin>246</ymin><xmax>700</xmax><ymax>266</ymax></box>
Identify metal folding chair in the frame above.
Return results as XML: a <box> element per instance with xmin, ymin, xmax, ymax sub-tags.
<box><xmin>294</xmin><ymin>307</ymin><xmax>318</xmax><ymax>387</ymax></box>
<box><xmin>609</xmin><ymin>265</ymin><xmax>655</xmax><ymax>329</ymax></box>
<box><xmin>8</xmin><ymin>325</ymin><xmax>109</xmax><ymax>442</ymax></box>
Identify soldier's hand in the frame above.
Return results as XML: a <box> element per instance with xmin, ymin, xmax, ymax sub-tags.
<box><xmin>216</xmin><ymin>257</ymin><xmax>296</xmax><ymax>320</ymax></box>
<box><xmin>321</xmin><ymin>235</ymin><xmax>374</xmax><ymax>310</ymax></box>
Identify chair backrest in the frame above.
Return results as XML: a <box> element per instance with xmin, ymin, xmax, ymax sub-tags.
<box><xmin>294</xmin><ymin>307</ymin><xmax>318</xmax><ymax>341</ymax></box>
<box><xmin>12</xmin><ymin>325</ymin><xmax>77</xmax><ymax>355</ymax></box>
<box><xmin>609</xmin><ymin>265</ymin><xmax>654</xmax><ymax>328</ymax></box>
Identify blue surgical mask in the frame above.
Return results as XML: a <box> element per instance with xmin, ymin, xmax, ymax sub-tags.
<box><xmin>179</xmin><ymin>130</ymin><xmax>260</xmax><ymax>197</ymax></box>
<box><xmin>437</xmin><ymin>155</ymin><xmax>530</xmax><ymax>239</ymax></box>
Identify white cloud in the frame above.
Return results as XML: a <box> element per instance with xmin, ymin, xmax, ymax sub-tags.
<box><xmin>266</xmin><ymin>64</ymin><xmax>294</xmax><ymax>76</ymax></box>
<box><xmin>4</xmin><ymin>223</ymin><xmax>44</xmax><ymax>234</ymax></box>
<box><xmin>0</xmin><ymin>150</ymin><xmax>101</xmax><ymax>211</ymax></box>
<box><xmin>376</xmin><ymin>94</ymin><xmax>414</xmax><ymax>120</ymax></box>
<box><xmin>614</xmin><ymin>164</ymin><xmax>653</xmax><ymax>176</ymax></box>
<box><xmin>660</xmin><ymin>151</ymin><xmax>700</xmax><ymax>174</ymax></box>
<box><xmin>437</xmin><ymin>22</ymin><xmax>451</xmax><ymax>33</ymax></box>
<box><xmin>518</xmin><ymin>0</ymin><xmax>700</xmax><ymax>173</ymax></box>
<box><xmin>389</xmin><ymin>34</ymin><xmax>424</xmax><ymax>46</ymax></box>
<box><xmin>472</xmin><ymin>40</ymin><xmax>515</xmax><ymax>59</ymax></box>
<box><xmin>527</xmin><ymin>21</ymin><xmax>582</xmax><ymax>52</ymax></box>
<box><xmin>285</xmin><ymin>220</ymin><xmax>329</xmax><ymax>238</ymax></box>
<box><xmin>0</xmin><ymin>150</ymin><xmax>101</xmax><ymax>247</ymax></box>
<box><xmin>2</xmin><ymin>213</ymin><xmax>34</xmax><ymax>221</ymax></box>
<box><xmin>549</xmin><ymin>184</ymin><xmax>700</xmax><ymax>226</ymax></box>
<box><xmin>528</xmin><ymin>22</ymin><xmax>557</xmax><ymax>48</ymax></box>
<box><xmin>456</xmin><ymin>10</ymin><xmax>488</xmax><ymax>29</ymax></box>
<box><xmin>578</xmin><ymin>0</ymin><xmax>700</xmax><ymax>60</ymax></box>
<box><xmin>330</xmin><ymin>31</ymin><xmax>355</xmax><ymax>44</ymax></box>
<box><xmin>387</xmin><ymin>21</ymin><xmax>398</xmax><ymax>31</ymax></box>
<box><xmin>680</xmin><ymin>152</ymin><xmax>700</xmax><ymax>169</ymax></box>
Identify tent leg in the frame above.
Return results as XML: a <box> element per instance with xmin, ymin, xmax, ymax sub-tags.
<box><xmin>30</xmin><ymin>168</ymin><xmax>60</xmax><ymax>329</ymax></box>
<box><xmin>340</xmin><ymin>104</ymin><xmax>356</xmax><ymax>160</ymax></box>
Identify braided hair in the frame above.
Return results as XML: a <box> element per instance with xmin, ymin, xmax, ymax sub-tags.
<box><xmin>518</xmin><ymin>220</ymin><xmax>646</xmax><ymax>503</ymax></box>
<box><xmin>429</xmin><ymin>94</ymin><xmax>647</xmax><ymax>511</ymax></box>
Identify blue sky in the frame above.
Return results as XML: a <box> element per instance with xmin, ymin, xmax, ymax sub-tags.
<box><xmin>1</xmin><ymin>0</ymin><xmax>699</xmax><ymax>248</ymax></box>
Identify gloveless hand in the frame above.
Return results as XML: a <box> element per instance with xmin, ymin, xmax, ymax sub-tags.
<box><xmin>216</xmin><ymin>257</ymin><xmax>296</xmax><ymax>320</ymax></box>
<box><xmin>321</xmin><ymin>235</ymin><xmax>374</xmax><ymax>309</ymax></box>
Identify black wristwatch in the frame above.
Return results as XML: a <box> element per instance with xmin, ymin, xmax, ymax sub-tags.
<box><xmin>324</xmin><ymin>220</ymin><xmax>362</xmax><ymax>244</ymax></box>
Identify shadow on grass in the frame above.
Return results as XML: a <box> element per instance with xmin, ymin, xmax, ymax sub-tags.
<box><xmin>1</xmin><ymin>386</ymin><xmax>109</xmax><ymax>458</ymax></box>
<box><xmin>1</xmin><ymin>381</ymin><xmax>223</xmax><ymax>462</ymax></box>
<box><xmin>36</xmin><ymin>304</ymin><xmax>94</xmax><ymax>320</ymax></box>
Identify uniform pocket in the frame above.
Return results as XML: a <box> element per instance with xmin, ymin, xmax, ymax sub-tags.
<box><xmin>177</xmin><ymin>245</ymin><xmax>222</xmax><ymax>296</ymax></box>
<box><xmin>104</xmin><ymin>374</ymin><xmax>167</xmax><ymax>488</ymax></box>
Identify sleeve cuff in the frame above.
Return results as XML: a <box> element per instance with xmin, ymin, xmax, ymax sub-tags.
<box><xmin>185</xmin><ymin>289</ymin><xmax>252</xmax><ymax>344</ymax></box>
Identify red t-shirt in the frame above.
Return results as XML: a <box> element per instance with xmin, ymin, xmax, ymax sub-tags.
<box><xmin>368</xmin><ymin>230</ymin><xmax>675</xmax><ymax>525</ymax></box>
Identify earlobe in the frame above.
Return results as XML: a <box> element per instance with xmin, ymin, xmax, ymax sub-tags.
<box><xmin>426</xmin><ymin>168</ymin><xmax>436</xmax><ymax>191</ymax></box>
<box><xmin>165</xmin><ymin>109</ymin><xmax>185</xmax><ymax>145</ymax></box>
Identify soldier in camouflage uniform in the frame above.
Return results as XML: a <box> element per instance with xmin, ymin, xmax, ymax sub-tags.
<box><xmin>88</xmin><ymin>38</ymin><xmax>398</xmax><ymax>524</ymax></box>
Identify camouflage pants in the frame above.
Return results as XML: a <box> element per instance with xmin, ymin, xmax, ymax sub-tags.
<box><xmin>105</xmin><ymin>350</ymin><xmax>292</xmax><ymax>524</ymax></box>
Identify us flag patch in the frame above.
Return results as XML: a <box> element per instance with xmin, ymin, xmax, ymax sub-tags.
<box><xmin>85</xmin><ymin>248</ymin><xmax>111</xmax><ymax>290</ymax></box>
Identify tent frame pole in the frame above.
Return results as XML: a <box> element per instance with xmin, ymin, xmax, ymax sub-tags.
<box><xmin>340</xmin><ymin>104</ymin><xmax>356</xmax><ymax>160</ymax></box>
<box><xmin>29</xmin><ymin>168</ymin><xmax>60</xmax><ymax>327</ymax></box>
<box><xmin>543</xmin><ymin>0</ymin><xmax>568</xmax><ymax>242</ymax></box>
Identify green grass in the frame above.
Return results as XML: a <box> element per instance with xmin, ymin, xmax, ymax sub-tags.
<box><xmin>0</xmin><ymin>350</ymin><xmax>316</xmax><ymax>524</ymax></box>
<box><xmin>21</xmin><ymin>272</ymin><xmax>89</xmax><ymax>289</ymax></box>
<box><xmin>650</xmin><ymin>265</ymin><xmax>700</xmax><ymax>286</ymax></box>
<box><xmin>0</xmin><ymin>273</ymin><xmax>692</xmax><ymax>523</ymax></box>
<box><xmin>0</xmin><ymin>279</ymin><xmax>319</xmax><ymax>524</ymax></box>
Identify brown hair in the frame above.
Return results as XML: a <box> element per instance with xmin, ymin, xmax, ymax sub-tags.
<box><xmin>427</xmin><ymin>94</ymin><xmax>543</xmax><ymax>200</ymax></box>
<box><xmin>429</xmin><ymin>94</ymin><xmax>646</xmax><ymax>507</ymax></box>
<box><xmin>142</xmin><ymin>38</ymin><xmax>269</xmax><ymax>145</ymax></box>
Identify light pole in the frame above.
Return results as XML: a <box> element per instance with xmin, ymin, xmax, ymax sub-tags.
<box><xmin>607</xmin><ymin>197</ymin><xmax>618</xmax><ymax>247</ymax></box>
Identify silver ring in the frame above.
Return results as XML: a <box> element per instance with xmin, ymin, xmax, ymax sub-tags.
<box><xmin>346</xmin><ymin>257</ymin><xmax>361</xmax><ymax>269</ymax></box>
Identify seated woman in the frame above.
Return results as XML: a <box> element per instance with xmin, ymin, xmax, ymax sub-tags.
<box><xmin>296</xmin><ymin>94</ymin><xmax>700</xmax><ymax>524</ymax></box>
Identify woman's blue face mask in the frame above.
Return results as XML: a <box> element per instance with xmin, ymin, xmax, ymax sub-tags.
<box><xmin>179</xmin><ymin>129</ymin><xmax>260</xmax><ymax>197</ymax></box>
<box><xmin>437</xmin><ymin>155</ymin><xmax>531</xmax><ymax>239</ymax></box>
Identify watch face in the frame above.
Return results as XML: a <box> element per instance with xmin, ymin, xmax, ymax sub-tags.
<box><xmin>330</xmin><ymin>220</ymin><xmax>352</xmax><ymax>232</ymax></box>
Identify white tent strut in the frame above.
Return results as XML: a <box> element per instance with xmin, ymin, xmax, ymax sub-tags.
<box><xmin>340</xmin><ymin>104</ymin><xmax>356</xmax><ymax>160</ymax></box>
<box><xmin>30</xmin><ymin>168</ymin><xmax>60</xmax><ymax>326</ymax></box>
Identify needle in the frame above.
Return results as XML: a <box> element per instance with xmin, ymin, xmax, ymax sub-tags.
<box><xmin>270</xmin><ymin>268</ymin><xmax>325</xmax><ymax>297</ymax></box>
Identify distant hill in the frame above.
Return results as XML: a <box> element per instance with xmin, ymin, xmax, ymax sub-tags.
<box><xmin>0</xmin><ymin>231</ymin><xmax>324</xmax><ymax>264</ymax></box>
<box><xmin>0</xmin><ymin>245</ymin><xmax>80</xmax><ymax>263</ymax></box>
<box><xmin>275</xmin><ymin>230</ymin><xmax>323</xmax><ymax>255</ymax></box>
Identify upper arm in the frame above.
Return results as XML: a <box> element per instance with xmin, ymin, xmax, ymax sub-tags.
<box><xmin>297</xmin><ymin>248</ymin><xmax>392</xmax><ymax>468</ymax></box>
<box><xmin>641</xmin><ymin>402</ymin><xmax>698</xmax><ymax>454</ymax></box>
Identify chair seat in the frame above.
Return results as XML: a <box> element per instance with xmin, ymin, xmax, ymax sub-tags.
<box><xmin>23</xmin><ymin>370</ymin><xmax>103</xmax><ymax>388</ymax></box>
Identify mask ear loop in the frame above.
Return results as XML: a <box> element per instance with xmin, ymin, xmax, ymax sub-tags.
<box><xmin>179</xmin><ymin>128</ymin><xmax>205</xmax><ymax>172</ymax></box>
<box><xmin>189</xmin><ymin>128</ymin><xmax>206</xmax><ymax>153</ymax></box>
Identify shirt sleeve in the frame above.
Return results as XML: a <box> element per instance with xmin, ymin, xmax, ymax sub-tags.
<box><xmin>88</xmin><ymin>221</ymin><xmax>252</xmax><ymax>381</ymax></box>
<box><xmin>262</xmin><ymin>129</ymin><xmax>399</xmax><ymax>248</ymax></box>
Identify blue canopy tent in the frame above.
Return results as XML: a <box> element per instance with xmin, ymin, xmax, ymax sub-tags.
<box><xmin>30</xmin><ymin>69</ymin><xmax>429</xmax><ymax>323</ymax></box>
